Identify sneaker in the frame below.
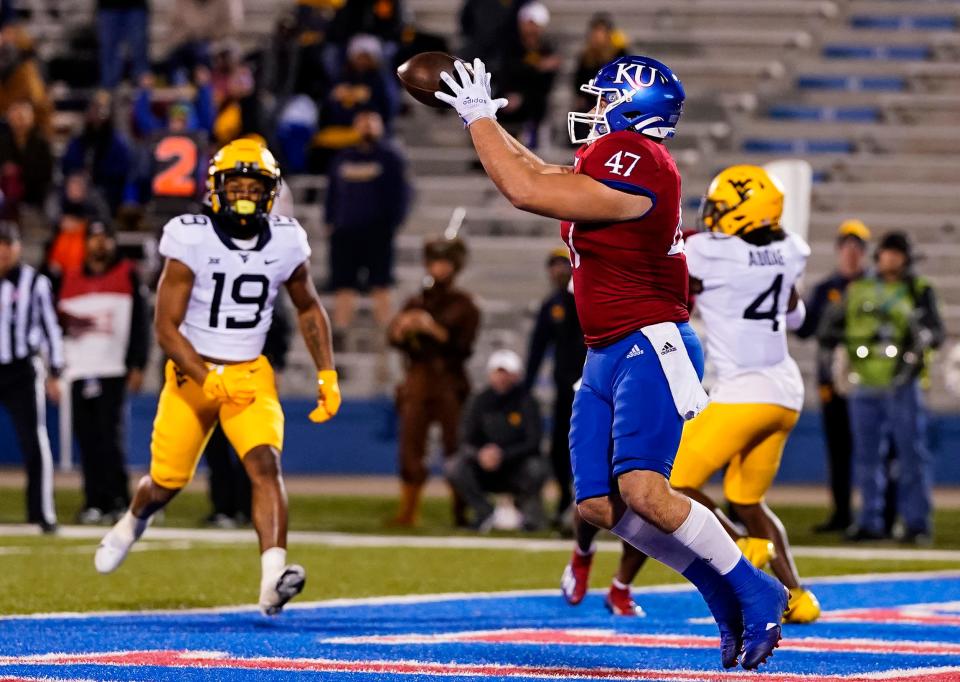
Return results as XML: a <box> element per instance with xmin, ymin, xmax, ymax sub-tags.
<box><xmin>784</xmin><ymin>587</ymin><xmax>821</xmax><ymax>624</ymax></box>
<box><xmin>95</xmin><ymin>513</ymin><xmax>145</xmax><ymax>574</ymax></box>
<box><xmin>560</xmin><ymin>549</ymin><xmax>593</xmax><ymax>606</ymax></box>
<box><xmin>259</xmin><ymin>564</ymin><xmax>306</xmax><ymax>616</ymax></box>
<box><xmin>736</xmin><ymin>537</ymin><xmax>775</xmax><ymax>569</ymax></box>
<box><xmin>77</xmin><ymin>508</ymin><xmax>104</xmax><ymax>525</ymax></box>
<box><xmin>604</xmin><ymin>583</ymin><xmax>642</xmax><ymax>616</ymax></box>
<box><xmin>738</xmin><ymin>569</ymin><xmax>789</xmax><ymax>670</ymax></box>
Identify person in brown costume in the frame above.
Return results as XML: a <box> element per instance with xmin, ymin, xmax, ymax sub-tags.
<box><xmin>388</xmin><ymin>236</ymin><xmax>481</xmax><ymax>526</ymax></box>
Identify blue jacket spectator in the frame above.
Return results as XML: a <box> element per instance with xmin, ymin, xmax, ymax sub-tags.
<box><xmin>62</xmin><ymin>91</ymin><xmax>133</xmax><ymax>215</ymax></box>
<box><xmin>132</xmin><ymin>74</ymin><xmax>215</xmax><ymax>138</ymax></box>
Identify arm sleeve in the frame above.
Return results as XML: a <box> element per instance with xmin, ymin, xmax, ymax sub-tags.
<box><xmin>524</xmin><ymin>301</ymin><xmax>553</xmax><ymax>389</ymax></box>
<box><xmin>125</xmin><ymin>268</ymin><xmax>151</xmax><ymax>371</ymax></box>
<box><xmin>501</xmin><ymin>394</ymin><xmax>543</xmax><ymax>461</ymax></box>
<box><xmin>579</xmin><ymin>134</ymin><xmax>660</xmax><ymax>202</ymax></box>
<box><xmin>33</xmin><ymin>274</ymin><xmax>65</xmax><ymax>374</ymax></box>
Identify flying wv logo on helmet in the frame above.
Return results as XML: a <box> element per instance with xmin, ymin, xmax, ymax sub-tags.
<box><xmin>568</xmin><ymin>55</ymin><xmax>685</xmax><ymax>144</ymax></box>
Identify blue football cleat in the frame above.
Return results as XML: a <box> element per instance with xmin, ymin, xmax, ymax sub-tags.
<box><xmin>739</xmin><ymin>570</ymin><xmax>789</xmax><ymax>670</ymax></box>
<box><xmin>683</xmin><ymin>559</ymin><xmax>743</xmax><ymax>669</ymax></box>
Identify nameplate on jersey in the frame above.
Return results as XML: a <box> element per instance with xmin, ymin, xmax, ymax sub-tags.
<box><xmin>748</xmin><ymin>249</ymin><xmax>786</xmax><ymax>267</ymax></box>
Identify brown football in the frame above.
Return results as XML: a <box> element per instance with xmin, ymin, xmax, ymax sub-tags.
<box><xmin>396</xmin><ymin>51</ymin><xmax>463</xmax><ymax>108</ymax></box>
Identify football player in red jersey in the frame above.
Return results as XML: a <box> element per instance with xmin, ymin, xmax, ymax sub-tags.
<box><xmin>436</xmin><ymin>56</ymin><xmax>787</xmax><ymax>670</ymax></box>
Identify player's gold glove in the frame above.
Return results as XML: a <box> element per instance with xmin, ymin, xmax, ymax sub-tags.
<box><xmin>203</xmin><ymin>365</ymin><xmax>257</xmax><ymax>406</ymax></box>
<box><xmin>309</xmin><ymin>369</ymin><xmax>342</xmax><ymax>423</ymax></box>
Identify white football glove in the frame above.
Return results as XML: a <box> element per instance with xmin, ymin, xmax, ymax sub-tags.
<box><xmin>435</xmin><ymin>58</ymin><xmax>508</xmax><ymax>126</ymax></box>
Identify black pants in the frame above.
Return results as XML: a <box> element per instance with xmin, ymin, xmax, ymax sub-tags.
<box><xmin>0</xmin><ymin>358</ymin><xmax>57</xmax><ymax>525</ymax></box>
<box><xmin>204</xmin><ymin>424</ymin><xmax>251</xmax><ymax>519</ymax></box>
<box><xmin>72</xmin><ymin>376</ymin><xmax>130</xmax><ymax>513</ymax></box>
<box><xmin>550</xmin><ymin>381</ymin><xmax>575</xmax><ymax>516</ymax></box>
<box><xmin>820</xmin><ymin>388</ymin><xmax>853</xmax><ymax>525</ymax></box>
<box><xmin>445</xmin><ymin>453</ymin><xmax>547</xmax><ymax>530</ymax></box>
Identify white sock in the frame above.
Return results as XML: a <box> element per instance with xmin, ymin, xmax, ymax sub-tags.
<box><xmin>112</xmin><ymin>511</ymin><xmax>149</xmax><ymax>545</ymax></box>
<box><xmin>611</xmin><ymin>577</ymin><xmax>629</xmax><ymax>590</ymax></box>
<box><xmin>671</xmin><ymin>499</ymin><xmax>741</xmax><ymax>575</ymax></box>
<box><xmin>260</xmin><ymin>547</ymin><xmax>287</xmax><ymax>589</ymax></box>
<box><xmin>611</xmin><ymin>509</ymin><xmax>696</xmax><ymax>574</ymax></box>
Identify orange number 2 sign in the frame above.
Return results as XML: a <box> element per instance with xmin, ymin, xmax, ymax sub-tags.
<box><xmin>152</xmin><ymin>135</ymin><xmax>198</xmax><ymax>198</ymax></box>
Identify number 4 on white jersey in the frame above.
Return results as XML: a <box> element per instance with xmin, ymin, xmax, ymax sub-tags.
<box><xmin>604</xmin><ymin>151</ymin><xmax>641</xmax><ymax>177</ymax></box>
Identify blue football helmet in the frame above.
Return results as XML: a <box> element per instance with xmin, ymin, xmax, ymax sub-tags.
<box><xmin>567</xmin><ymin>55</ymin><xmax>685</xmax><ymax>144</ymax></box>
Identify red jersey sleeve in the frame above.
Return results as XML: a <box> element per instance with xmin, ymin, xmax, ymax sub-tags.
<box><xmin>577</xmin><ymin>132</ymin><xmax>664</xmax><ymax>206</ymax></box>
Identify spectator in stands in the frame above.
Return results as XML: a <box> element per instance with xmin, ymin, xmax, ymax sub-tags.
<box><xmin>388</xmin><ymin>236</ymin><xmax>480</xmax><ymax>527</ymax></box>
<box><xmin>0</xmin><ymin>23</ymin><xmax>53</xmax><ymax>137</ymax></box>
<box><xmin>326</xmin><ymin>109</ymin><xmax>410</xmax><ymax>341</ymax></box>
<box><xmin>163</xmin><ymin>0</ymin><xmax>243</xmax><ymax>85</ymax></box>
<box><xmin>210</xmin><ymin>42</ymin><xmax>262</xmax><ymax>146</ymax></box>
<box><xmin>524</xmin><ymin>247</ymin><xmax>584</xmax><ymax>526</ymax></box>
<box><xmin>62</xmin><ymin>91</ymin><xmax>133</xmax><ymax>216</ymax></box>
<box><xmin>571</xmin><ymin>13</ymin><xmax>627</xmax><ymax>113</ymax></box>
<box><xmin>332</xmin><ymin>0</ymin><xmax>404</xmax><ymax>61</ymax></box>
<box><xmin>311</xmin><ymin>34</ymin><xmax>397</xmax><ymax>172</ymax></box>
<box><xmin>96</xmin><ymin>0</ymin><xmax>149</xmax><ymax>89</ymax></box>
<box><xmin>46</xmin><ymin>173</ymin><xmax>109</xmax><ymax>277</ymax></box>
<box><xmin>0</xmin><ymin>99</ymin><xmax>53</xmax><ymax>228</ymax></box>
<box><xmin>132</xmin><ymin>70</ymin><xmax>214</xmax><ymax>138</ymax></box>
<box><xmin>459</xmin><ymin>0</ymin><xmax>518</xmax><ymax>70</ymax></box>
<box><xmin>496</xmin><ymin>2</ymin><xmax>560</xmax><ymax>149</ymax></box>
<box><xmin>795</xmin><ymin>219</ymin><xmax>871</xmax><ymax>534</ymax></box>
<box><xmin>57</xmin><ymin>221</ymin><xmax>149</xmax><ymax>524</ymax></box>
<box><xmin>446</xmin><ymin>349</ymin><xmax>545</xmax><ymax>532</ymax></box>
<box><xmin>826</xmin><ymin>231</ymin><xmax>945</xmax><ymax>544</ymax></box>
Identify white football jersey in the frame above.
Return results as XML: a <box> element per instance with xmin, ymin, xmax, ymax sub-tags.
<box><xmin>685</xmin><ymin>230</ymin><xmax>810</xmax><ymax>410</ymax></box>
<box><xmin>158</xmin><ymin>213</ymin><xmax>311</xmax><ymax>361</ymax></box>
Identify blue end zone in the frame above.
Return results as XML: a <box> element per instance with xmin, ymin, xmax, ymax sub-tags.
<box><xmin>1</xmin><ymin>573</ymin><xmax>960</xmax><ymax>680</ymax></box>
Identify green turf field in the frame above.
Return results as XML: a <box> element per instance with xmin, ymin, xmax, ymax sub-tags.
<box><xmin>1</xmin><ymin>486</ymin><xmax>958</xmax><ymax>615</ymax></box>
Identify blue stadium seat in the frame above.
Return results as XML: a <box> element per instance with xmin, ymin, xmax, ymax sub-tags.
<box><xmin>850</xmin><ymin>15</ymin><xmax>957</xmax><ymax>30</ymax></box>
<box><xmin>768</xmin><ymin>105</ymin><xmax>881</xmax><ymax>122</ymax></box>
<box><xmin>822</xmin><ymin>44</ymin><xmax>932</xmax><ymax>60</ymax></box>
<box><xmin>742</xmin><ymin>139</ymin><xmax>855</xmax><ymax>154</ymax></box>
<box><xmin>797</xmin><ymin>75</ymin><xmax>906</xmax><ymax>91</ymax></box>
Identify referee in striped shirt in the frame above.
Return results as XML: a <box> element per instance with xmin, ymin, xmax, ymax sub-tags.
<box><xmin>0</xmin><ymin>222</ymin><xmax>63</xmax><ymax>532</ymax></box>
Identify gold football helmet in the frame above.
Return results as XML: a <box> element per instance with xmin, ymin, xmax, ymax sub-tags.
<box><xmin>207</xmin><ymin>138</ymin><xmax>281</xmax><ymax>219</ymax></box>
<box><xmin>699</xmin><ymin>165</ymin><xmax>784</xmax><ymax>237</ymax></box>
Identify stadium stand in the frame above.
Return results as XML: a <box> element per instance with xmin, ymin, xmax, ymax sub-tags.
<box><xmin>5</xmin><ymin>0</ymin><xmax>959</xmax><ymax>416</ymax></box>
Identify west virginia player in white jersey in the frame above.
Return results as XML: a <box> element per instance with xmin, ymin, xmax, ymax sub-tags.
<box><xmin>95</xmin><ymin>139</ymin><xmax>342</xmax><ymax>615</ymax></box>
<box><xmin>670</xmin><ymin>165</ymin><xmax>821</xmax><ymax>623</ymax></box>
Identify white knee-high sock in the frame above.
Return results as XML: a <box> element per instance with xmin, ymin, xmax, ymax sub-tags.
<box><xmin>611</xmin><ymin>509</ymin><xmax>696</xmax><ymax>574</ymax></box>
<box><xmin>671</xmin><ymin>499</ymin><xmax>742</xmax><ymax>575</ymax></box>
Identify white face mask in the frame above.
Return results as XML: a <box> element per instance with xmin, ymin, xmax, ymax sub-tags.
<box><xmin>567</xmin><ymin>81</ymin><xmax>618</xmax><ymax>144</ymax></box>
<box><xmin>566</xmin><ymin>79</ymin><xmax>676</xmax><ymax>144</ymax></box>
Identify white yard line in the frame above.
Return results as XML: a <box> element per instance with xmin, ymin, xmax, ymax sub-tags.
<box><xmin>2</xmin><ymin>569</ymin><xmax>960</xmax><ymax>622</ymax></box>
<box><xmin>2</xmin><ymin>524</ymin><xmax>959</xmax><ymax>562</ymax></box>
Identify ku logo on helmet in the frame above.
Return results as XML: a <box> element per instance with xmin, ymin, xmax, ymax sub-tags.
<box><xmin>611</xmin><ymin>63</ymin><xmax>660</xmax><ymax>90</ymax></box>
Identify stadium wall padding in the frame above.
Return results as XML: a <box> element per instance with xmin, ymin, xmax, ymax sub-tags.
<box><xmin>1</xmin><ymin>395</ymin><xmax>959</xmax><ymax>483</ymax></box>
